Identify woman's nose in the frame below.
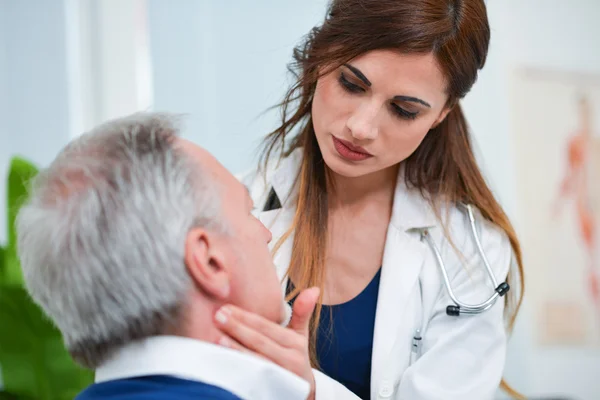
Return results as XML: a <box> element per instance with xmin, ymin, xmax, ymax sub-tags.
<box><xmin>346</xmin><ymin>103</ymin><xmax>380</xmax><ymax>140</ymax></box>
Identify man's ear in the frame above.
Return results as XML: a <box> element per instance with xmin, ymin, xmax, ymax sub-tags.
<box><xmin>431</xmin><ymin>105</ymin><xmax>452</xmax><ymax>130</ymax></box>
<box><xmin>184</xmin><ymin>228</ymin><xmax>230</xmax><ymax>300</ymax></box>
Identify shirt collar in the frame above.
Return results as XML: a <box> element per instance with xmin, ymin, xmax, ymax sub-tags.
<box><xmin>94</xmin><ymin>336</ymin><xmax>310</xmax><ymax>400</ymax></box>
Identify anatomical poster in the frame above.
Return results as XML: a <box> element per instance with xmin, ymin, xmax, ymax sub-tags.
<box><xmin>510</xmin><ymin>68</ymin><xmax>600</xmax><ymax>347</ymax></box>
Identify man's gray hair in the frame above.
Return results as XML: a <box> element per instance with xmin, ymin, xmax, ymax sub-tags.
<box><xmin>17</xmin><ymin>112</ymin><xmax>223</xmax><ymax>368</ymax></box>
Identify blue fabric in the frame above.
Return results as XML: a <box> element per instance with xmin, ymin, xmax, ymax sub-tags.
<box><xmin>288</xmin><ymin>268</ymin><xmax>382</xmax><ymax>400</ymax></box>
<box><xmin>75</xmin><ymin>375</ymin><xmax>243</xmax><ymax>400</ymax></box>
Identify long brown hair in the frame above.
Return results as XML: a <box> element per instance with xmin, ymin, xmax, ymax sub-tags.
<box><xmin>261</xmin><ymin>1</ymin><xmax>524</xmax><ymax>398</ymax></box>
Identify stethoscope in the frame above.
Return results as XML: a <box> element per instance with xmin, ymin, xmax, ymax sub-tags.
<box><xmin>419</xmin><ymin>203</ymin><xmax>510</xmax><ymax>316</ymax></box>
<box><xmin>262</xmin><ymin>188</ymin><xmax>510</xmax><ymax>317</ymax></box>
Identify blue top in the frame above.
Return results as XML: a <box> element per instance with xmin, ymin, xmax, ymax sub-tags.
<box><xmin>288</xmin><ymin>268</ymin><xmax>382</xmax><ymax>400</ymax></box>
<box><xmin>75</xmin><ymin>375</ymin><xmax>242</xmax><ymax>400</ymax></box>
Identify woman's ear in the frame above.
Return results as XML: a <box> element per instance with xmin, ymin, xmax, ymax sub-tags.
<box><xmin>184</xmin><ymin>228</ymin><xmax>230</xmax><ymax>300</ymax></box>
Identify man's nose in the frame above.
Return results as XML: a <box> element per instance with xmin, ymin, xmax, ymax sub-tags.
<box><xmin>265</xmin><ymin>225</ymin><xmax>273</xmax><ymax>244</ymax></box>
<box><xmin>257</xmin><ymin>216</ymin><xmax>273</xmax><ymax>243</ymax></box>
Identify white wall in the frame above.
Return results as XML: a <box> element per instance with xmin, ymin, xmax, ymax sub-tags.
<box><xmin>3</xmin><ymin>1</ymin><xmax>72</xmax><ymax>165</ymax></box>
<box><xmin>147</xmin><ymin>0</ymin><xmax>329</xmax><ymax>174</ymax></box>
<box><xmin>0</xmin><ymin>0</ymin><xmax>9</xmax><ymax>247</ymax></box>
<box><xmin>70</xmin><ymin>0</ymin><xmax>153</xmax><ymax>135</ymax></box>
<box><xmin>0</xmin><ymin>0</ymin><xmax>73</xmax><ymax>245</ymax></box>
<box><xmin>504</xmin><ymin>0</ymin><xmax>600</xmax><ymax>74</ymax></box>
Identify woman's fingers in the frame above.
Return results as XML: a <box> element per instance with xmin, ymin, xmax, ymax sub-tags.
<box><xmin>288</xmin><ymin>287</ymin><xmax>320</xmax><ymax>336</ymax></box>
<box><xmin>215</xmin><ymin>305</ymin><xmax>302</xmax><ymax>348</ymax></box>
<box><xmin>215</xmin><ymin>310</ymin><xmax>299</xmax><ymax>368</ymax></box>
<box><xmin>213</xmin><ymin>298</ymin><xmax>317</xmax><ymax>389</ymax></box>
<box><xmin>218</xmin><ymin>335</ymin><xmax>252</xmax><ymax>354</ymax></box>
<box><xmin>217</xmin><ymin>335</ymin><xmax>272</xmax><ymax>364</ymax></box>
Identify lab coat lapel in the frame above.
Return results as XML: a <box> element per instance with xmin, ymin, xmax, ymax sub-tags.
<box><xmin>370</xmin><ymin>171</ymin><xmax>436</xmax><ymax>395</ymax></box>
<box><xmin>256</xmin><ymin>151</ymin><xmax>302</xmax><ymax>283</ymax></box>
<box><xmin>370</xmin><ymin>225</ymin><xmax>426</xmax><ymax>392</ymax></box>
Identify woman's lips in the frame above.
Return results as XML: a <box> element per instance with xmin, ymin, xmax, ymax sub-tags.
<box><xmin>332</xmin><ymin>136</ymin><xmax>373</xmax><ymax>161</ymax></box>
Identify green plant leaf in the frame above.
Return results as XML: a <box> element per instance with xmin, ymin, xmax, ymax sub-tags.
<box><xmin>0</xmin><ymin>390</ymin><xmax>34</xmax><ymax>399</ymax></box>
<box><xmin>0</xmin><ymin>246</ymin><xmax>5</xmax><ymax>285</ymax></box>
<box><xmin>5</xmin><ymin>157</ymin><xmax>38</xmax><ymax>286</ymax></box>
<box><xmin>0</xmin><ymin>157</ymin><xmax>93</xmax><ymax>399</ymax></box>
<box><xmin>0</xmin><ymin>286</ymin><xmax>93</xmax><ymax>399</ymax></box>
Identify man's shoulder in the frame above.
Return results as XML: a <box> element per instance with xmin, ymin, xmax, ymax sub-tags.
<box><xmin>75</xmin><ymin>375</ymin><xmax>243</xmax><ymax>400</ymax></box>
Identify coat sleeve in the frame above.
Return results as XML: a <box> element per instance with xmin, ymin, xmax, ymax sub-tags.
<box><xmin>396</xmin><ymin>217</ymin><xmax>514</xmax><ymax>400</ymax></box>
<box><xmin>313</xmin><ymin>369</ymin><xmax>361</xmax><ymax>400</ymax></box>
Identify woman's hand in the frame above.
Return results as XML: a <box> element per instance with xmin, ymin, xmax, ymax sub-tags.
<box><xmin>214</xmin><ymin>287</ymin><xmax>320</xmax><ymax>400</ymax></box>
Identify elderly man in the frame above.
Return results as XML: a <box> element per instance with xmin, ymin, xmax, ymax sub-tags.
<box><xmin>16</xmin><ymin>113</ymin><xmax>314</xmax><ymax>400</ymax></box>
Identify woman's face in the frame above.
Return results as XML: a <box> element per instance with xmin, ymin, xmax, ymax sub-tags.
<box><xmin>312</xmin><ymin>50</ymin><xmax>451</xmax><ymax>179</ymax></box>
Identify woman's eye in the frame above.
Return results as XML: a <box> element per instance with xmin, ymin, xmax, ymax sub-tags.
<box><xmin>338</xmin><ymin>71</ymin><xmax>419</xmax><ymax>121</ymax></box>
<box><xmin>339</xmin><ymin>73</ymin><xmax>364</xmax><ymax>93</ymax></box>
<box><xmin>391</xmin><ymin>103</ymin><xmax>418</xmax><ymax>120</ymax></box>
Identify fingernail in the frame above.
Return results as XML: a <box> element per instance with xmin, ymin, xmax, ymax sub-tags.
<box><xmin>215</xmin><ymin>307</ymin><xmax>230</xmax><ymax>324</ymax></box>
<box><xmin>309</xmin><ymin>287</ymin><xmax>320</xmax><ymax>299</ymax></box>
<box><xmin>218</xmin><ymin>336</ymin><xmax>232</xmax><ymax>347</ymax></box>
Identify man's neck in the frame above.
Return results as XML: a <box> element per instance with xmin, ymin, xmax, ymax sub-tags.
<box><xmin>171</xmin><ymin>297</ymin><xmax>223</xmax><ymax>344</ymax></box>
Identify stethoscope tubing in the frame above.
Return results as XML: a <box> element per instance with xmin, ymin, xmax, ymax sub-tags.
<box><xmin>421</xmin><ymin>204</ymin><xmax>510</xmax><ymax>316</ymax></box>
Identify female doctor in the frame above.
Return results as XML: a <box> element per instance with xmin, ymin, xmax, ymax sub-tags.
<box><xmin>214</xmin><ymin>0</ymin><xmax>525</xmax><ymax>399</ymax></box>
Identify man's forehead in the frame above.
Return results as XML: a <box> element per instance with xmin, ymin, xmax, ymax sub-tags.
<box><xmin>176</xmin><ymin>138</ymin><xmax>209</xmax><ymax>161</ymax></box>
<box><xmin>177</xmin><ymin>138</ymin><xmax>223</xmax><ymax>175</ymax></box>
<box><xmin>176</xmin><ymin>138</ymin><xmax>250</xmax><ymax>202</ymax></box>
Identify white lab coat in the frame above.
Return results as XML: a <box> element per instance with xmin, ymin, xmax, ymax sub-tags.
<box><xmin>241</xmin><ymin>149</ymin><xmax>512</xmax><ymax>400</ymax></box>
